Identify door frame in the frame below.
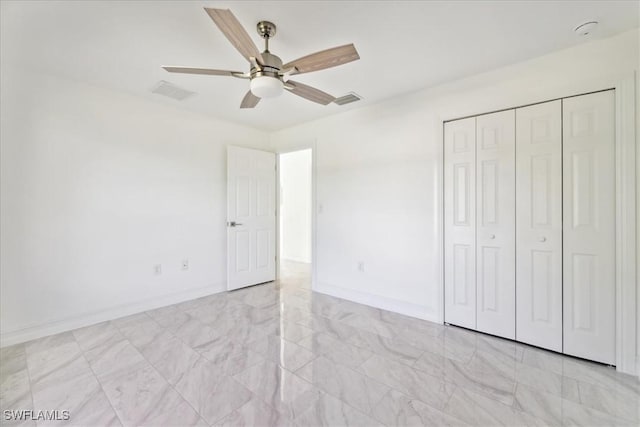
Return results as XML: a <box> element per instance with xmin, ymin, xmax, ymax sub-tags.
<box><xmin>614</xmin><ymin>73</ymin><xmax>637</xmax><ymax>376</ymax></box>
<box><xmin>275</xmin><ymin>142</ymin><xmax>318</xmax><ymax>289</ymax></box>
<box><xmin>438</xmin><ymin>73</ymin><xmax>637</xmax><ymax>375</ymax></box>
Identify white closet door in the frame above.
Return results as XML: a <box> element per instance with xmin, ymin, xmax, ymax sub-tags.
<box><xmin>444</xmin><ymin>117</ymin><xmax>476</xmax><ymax>329</ymax></box>
<box><xmin>563</xmin><ymin>91</ymin><xmax>615</xmax><ymax>365</ymax></box>
<box><xmin>515</xmin><ymin>100</ymin><xmax>563</xmax><ymax>352</ymax></box>
<box><xmin>476</xmin><ymin>110</ymin><xmax>515</xmax><ymax>339</ymax></box>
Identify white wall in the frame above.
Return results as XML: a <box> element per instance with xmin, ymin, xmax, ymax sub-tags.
<box><xmin>1</xmin><ymin>29</ymin><xmax>638</xmax><ymax>373</ymax></box>
<box><xmin>0</xmin><ymin>66</ymin><xmax>269</xmax><ymax>345</ymax></box>
<box><xmin>279</xmin><ymin>149</ymin><xmax>312</xmax><ymax>263</ymax></box>
<box><xmin>269</xmin><ymin>30</ymin><xmax>639</xmax><ymax>328</ymax></box>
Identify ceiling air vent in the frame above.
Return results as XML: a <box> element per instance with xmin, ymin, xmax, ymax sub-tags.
<box><xmin>333</xmin><ymin>92</ymin><xmax>362</xmax><ymax>106</ymax></box>
<box><xmin>151</xmin><ymin>80</ymin><xmax>195</xmax><ymax>101</ymax></box>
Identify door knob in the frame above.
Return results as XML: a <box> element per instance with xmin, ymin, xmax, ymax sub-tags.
<box><xmin>489</xmin><ymin>234</ymin><xmax>495</xmax><ymax>240</ymax></box>
<box><xmin>539</xmin><ymin>236</ymin><xmax>547</xmax><ymax>242</ymax></box>
<box><xmin>228</xmin><ymin>221</ymin><xmax>243</xmax><ymax>227</ymax></box>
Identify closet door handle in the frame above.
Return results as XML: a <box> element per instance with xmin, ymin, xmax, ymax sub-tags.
<box><xmin>489</xmin><ymin>234</ymin><xmax>496</xmax><ymax>240</ymax></box>
<box><xmin>539</xmin><ymin>236</ymin><xmax>547</xmax><ymax>242</ymax></box>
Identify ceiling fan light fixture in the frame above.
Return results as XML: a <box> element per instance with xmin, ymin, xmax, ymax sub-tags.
<box><xmin>250</xmin><ymin>76</ymin><xmax>283</xmax><ymax>98</ymax></box>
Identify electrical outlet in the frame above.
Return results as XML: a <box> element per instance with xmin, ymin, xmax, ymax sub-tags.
<box><xmin>182</xmin><ymin>259</ymin><xmax>189</xmax><ymax>270</ymax></box>
<box><xmin>154</xmin><ymin>264</ymin><xmax>162</xmax><ymax>275</ymax></box>
<box><xmin>357</xmin><ymin>261</ymin><xmax>365</xmax><ymax>272</ymax></box>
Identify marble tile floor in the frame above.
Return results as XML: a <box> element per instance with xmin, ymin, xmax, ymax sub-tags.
<box><xmin>1</xmin><ymin>261</ymin><xmax>639</xmax><ymax>426</ymax></box>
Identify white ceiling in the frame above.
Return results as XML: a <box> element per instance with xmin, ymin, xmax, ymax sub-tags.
<box><xmin>1</xmin><ymin>1</ymin><xmax>638</xmax><ymax>131</ymax></box>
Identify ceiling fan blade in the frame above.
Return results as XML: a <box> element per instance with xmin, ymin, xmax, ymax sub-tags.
<box><xmin>204</xmin><ymin>8</ymin><xmax>264</xmax><ymax>64</ymax></box>
<box><xmin>240</xmin><ymin>90</ymin><xmax>260</xmax><ymax>109</ymax></box>
<box><xmin>282</xmin><ymin>44</ymin><xmax>360</xmax><ymax>75</ymax></box>
<box><xmin>285</xmin><ymin>80</ymin><xmax>335</xmax><ymax>105</ymax></box>
<box><xmin>162</xmin><ymin>66</ymin><xmax>248</xmax><ymax>78</ymax></box>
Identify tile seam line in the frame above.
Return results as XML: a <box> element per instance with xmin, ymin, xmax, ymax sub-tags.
<box><xmin>73</xmin><ymin>334</ymin><xmax>126</xmax><ymax>427</ymax></box>
<box><xmin>21</xmin><ymin>345</ymin><xmax>37</xmax><ymax>426</ymax></box>
<box><xmin>111</xmin><ymin>313</ymin><xmax>208</xmax><ymax>425</ymax></box>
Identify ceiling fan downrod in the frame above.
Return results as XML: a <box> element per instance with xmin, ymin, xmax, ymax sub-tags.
<box><xmin>257</xmin><ymin>21</ymin><xmax>276</xmax><ymax>53</ymax></box>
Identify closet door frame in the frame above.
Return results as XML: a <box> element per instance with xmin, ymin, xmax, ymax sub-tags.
<box><xmin>438</xmin><ymin>73</ymin><xmax>637</xmax><ymax>375</ymax></box>
<box><xmin>613</xmin><ymin>74</ymin><xmax>637</xmax><ymax>375</ymax></box>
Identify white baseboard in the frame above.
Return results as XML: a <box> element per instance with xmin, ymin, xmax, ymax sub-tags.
<box><xmin>0</xmin><ymin>283</ymin><xmax>226</xmax><ymax>347</ymax></box>
<box><xmin>281</xmin><ymin>257</ymin><xmax>312</xmax><ymax>264</ymax></box>
<box><xmin>314</xmin><ymin>281</ymin><xmax>440</xmax><ymax>324</ymax></box>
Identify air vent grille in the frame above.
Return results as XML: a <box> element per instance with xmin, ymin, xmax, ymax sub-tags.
<box><xmin>151</xmin><ymin>80</ymin><xmax>195</xmax><ymax>101</ymax></box>
<box><xmin>333</xmin><ymin>92</ymin><xmax>362</xmax><ymax>106</ymax></box>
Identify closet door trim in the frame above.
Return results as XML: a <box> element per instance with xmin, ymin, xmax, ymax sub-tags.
<box><xmin>614</xmin><ymin>74</ymin><xmax>637</xmax><ymax>375</ymax></box>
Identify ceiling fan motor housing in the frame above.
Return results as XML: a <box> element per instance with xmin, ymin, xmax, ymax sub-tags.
<box><xmin>251</xmin><ymin>52</ymin><xmax>283</xmax><ymax>77</ymax></box>
<box><xmin>250</xmin><ymin>52</ymin><xmax>284</xmax><ymax>98</ymax></box>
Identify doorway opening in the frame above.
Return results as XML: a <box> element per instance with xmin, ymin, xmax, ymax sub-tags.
<box><xmin>278</xmin><ymin>149</ymin><xmax>313</xmax><ymax>288</ymax></box>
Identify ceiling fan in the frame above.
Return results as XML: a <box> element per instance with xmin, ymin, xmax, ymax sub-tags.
<box><xmin>162</xmin><ymin>8</ymin><xmax>360</xmax><ymax>108</ymax></box>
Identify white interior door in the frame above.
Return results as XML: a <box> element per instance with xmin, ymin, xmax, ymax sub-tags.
<box><xmin>444</xmin><ymin>117</ymin><xmax>477</xmax><ymax>329</ymax></box>
<box><xmin>563</xmin><ymin>91</ymin><xmax>616</xmax><ymax>365</ymax></box>
<box><xmin>515</xmin><ymin>100</ymin><xmax>563</xmax><ymax>352</ymax></box>
<box><xmin>476</xmin><ymin>110</ymin><xmax>516</xmax><ymax>339</ymax></box>
<box><xmin>227</xmin><ymin>146</ymin><xmax>276</xmax><ymax>291</ymax></box>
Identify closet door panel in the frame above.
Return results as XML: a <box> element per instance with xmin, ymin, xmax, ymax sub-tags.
<box><xmin>515</xmin><ymin>100</ymin><xmax>562</xmax><ymax>352</ymax></box>
<box><xmin>476</xmin><ymin>110</ymin><xmax>516</xmax><ymax>339</ymax></box>
<box><xmin>444</xmin><ymin>117</ymin><xmax>476</xmax><ymax>329</ymax></box>
<box><xmin>563</xmin><ymin>90</ymin><xmax>615</xmax><ymax>365</ymax></box>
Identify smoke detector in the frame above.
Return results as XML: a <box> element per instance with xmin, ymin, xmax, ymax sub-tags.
<box><xmin>574</xmin><ymin>21</ymin><xmax>598</xmax><ymax>37</ymax></box>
